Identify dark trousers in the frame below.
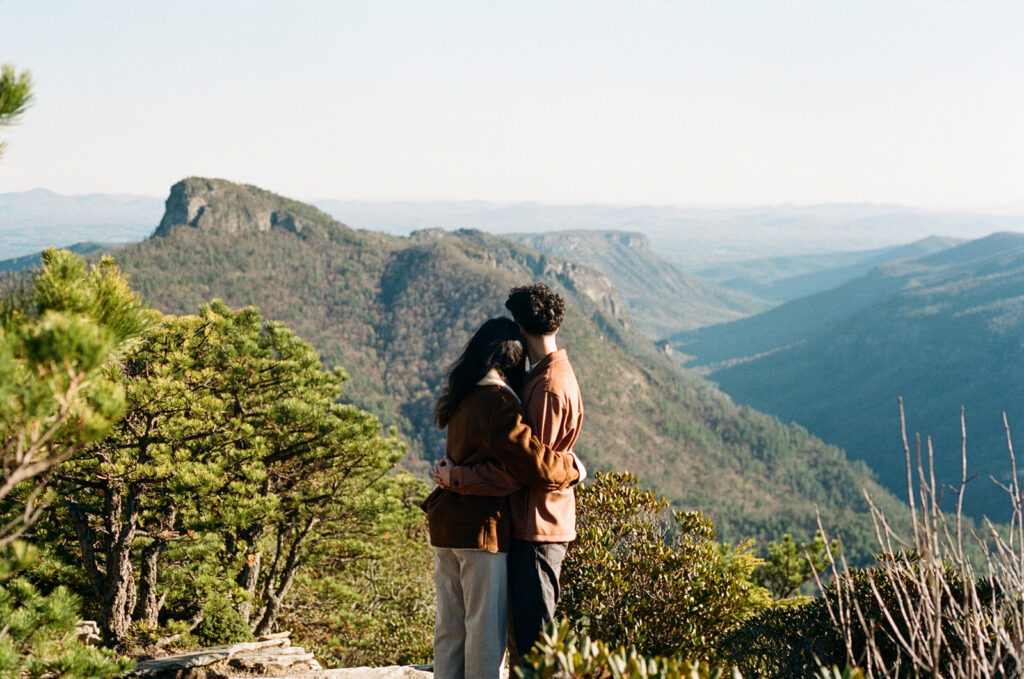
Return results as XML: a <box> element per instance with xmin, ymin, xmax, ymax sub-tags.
<box><xmin>507</xmin><ymin>538</ymin><xmax>569</xmax><ymax>662</ymax></box>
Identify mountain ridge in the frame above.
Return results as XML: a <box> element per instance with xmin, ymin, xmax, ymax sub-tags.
<box><xmin>102</xmin><ymin>177</ymin><xmax>914</xmax><ymax>558</ymax></box>
<box><xmin>506</xmin><ymin>230</ymin><xmax>770</xmax><ymax>337</ymax></box>
<box><xmin>671</xmin><ymin>231</ymin><xmax>1024</xmax><ymax>520</ymax></box>
<box><xmin>696</xmin><ymin>236</ymin><xmax>961</xmax><ymax>303</ymax></box>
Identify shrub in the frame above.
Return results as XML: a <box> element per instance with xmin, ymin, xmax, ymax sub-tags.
<box><xmin>281</xmin><ymin>472</ymin><xmax>435</xmax><ymax>667</ymax></box>
<box><xmin>723</xmin><ymin>556</ymin><xmax>1003</xmax><ymax>678</ymax></box>
<box><xmin>191</xmin><ymin>595</ymin><xmax>254</xmax><ymax>646</ymax></box>
<box><xmin>559</xmin><ymin>473</ymin><xmax>770</xmax><ymax>661</ymax></box>
<box><xmin>812</xmin><ymin>404</ymin><xmax>1024</xmax><ymax>677</ymax></box>
<box><xmin>516</xmin><ymin>619</ymin><xmax>736</xmax><ymax>679</ymax></box>
<box><xmin>754</xmin><ymin>531</ymin><xmax>839</xmax><ymax>601</ymax></box>
<box><xmin>721</xmin><ymin>597</ymin><xmax>842</xmax><ymax>678</ymax></box>
<box><xmin>516</xmin><ymin>619</ymin><xmax>865</xmax><ymax>679</ymax></box>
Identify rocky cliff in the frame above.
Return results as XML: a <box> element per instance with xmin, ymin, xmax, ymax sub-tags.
<box><xmin>510</xmin><ymin>230</ymin><xmax>770</xmax><ymax>337</ymax></box>
<box><xmin>154</xmin><ymin>177</ymin><xmax>344</xmax><ymax>241</ymax></box>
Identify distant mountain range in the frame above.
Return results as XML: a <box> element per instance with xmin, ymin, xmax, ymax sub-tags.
<box><xmin>671</xmin><ymin>232</ymin><xmax>1024</xmax><ymax>521</ymax></box>
<box><xmin>315</xmin><ymin>199</ymin><xmax>1023</xmax><ymax>269</ymax></box>
<box><xmin>0</xmin><ymin>241</ymin><xmax>126</xmax><ymax>273</ymax></box>
<box><xmin>7</xmin><ymin>184</ymin><xmax>1021</xmax><ymax>525</ymax></box>
<box><xmin>695</xmin><ymin>236</ymin><xmax>961</xmax><ymax>303</ymax></box>
<box><xmin>0</xmin><ymin>188</ymin><xmax>162</xmax><ymax>259</ymax></box>
<box><xmin>41</xmin><ymin>176</ymin><xmax>913</xmax><ymax>559</ymax></box>
<box><xmin>5</xmin><ymin>186</ymin><xmax>1017</xmax><ymax>268</ymax></box>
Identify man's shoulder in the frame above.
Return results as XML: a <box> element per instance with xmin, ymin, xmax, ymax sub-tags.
<box><xmin>527</xmin><ymin>349</ymin><xmax>574</xmax><ymax>380</ymax></box>
<box><xmin>523</xmin><ymin>358</ymin><xmax>580</xmax><ymax>405</ymax></box>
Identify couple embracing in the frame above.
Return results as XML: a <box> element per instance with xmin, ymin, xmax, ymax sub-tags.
<box><xmin>422</xmin><ymin>283</ymin><xmax>586</xmax><ymax>679</ymax></box>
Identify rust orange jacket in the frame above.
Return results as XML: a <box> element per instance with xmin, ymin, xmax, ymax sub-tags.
<box><xmin>447</xmin><ymin>349</ymin><xmax>584</xmax><ymax>543</ymax></box>
<box><xmin>422</xmin><ymin>377</ymin><xmax>579</xmax><ymax>553</ymax></box>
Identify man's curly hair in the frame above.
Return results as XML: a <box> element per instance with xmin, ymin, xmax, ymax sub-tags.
<box><xmin>505</xmin><ymin>283</ymin><xmax>565</xmax><ymax>335</ymax></box>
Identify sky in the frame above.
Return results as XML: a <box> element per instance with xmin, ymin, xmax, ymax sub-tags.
<box><xmin>1</xmin><ymin>0</ymin><xmax>1023</xmax><ymax>208</ymax></box>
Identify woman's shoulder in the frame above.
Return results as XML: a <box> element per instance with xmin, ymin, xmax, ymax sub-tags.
<box><xmin>465</xmin><ymin>383</ymin><xmax>516</xmax><ymax>403</ymax></box>
<box><xmin>449</xmin><ymin>385</ymin><xmax>523</xmax><ymax>436</ymax></box>
<box><xmin>459</xmin><ymin>384</ymin><xmax>520</xmax><ymax>415</ymax></box>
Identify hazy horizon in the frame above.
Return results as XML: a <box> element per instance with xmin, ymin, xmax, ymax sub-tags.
<box><xmin>2</xmin><ymin>1</ymin><xmax>1023</xmax><ymax>209</ymax></box>
<box><xmin>6</xmin><ymin>185</ymin><xmax>1024</xmax><ymax>216</ymax></box>
<box><xmin>4</xmin><ymin>184</ymin><xmax>1023</xmax><ymax>266</ymax></box>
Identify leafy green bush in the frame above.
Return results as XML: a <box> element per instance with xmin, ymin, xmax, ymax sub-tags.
<box><xmin>559</xmin><ymin>473</ymin><xmax>770</xmax><ymax>661</ymax></box>
<box><xmin>721</xmin><ymin>598</ymin><xmax>841</xmax><ymax>678</ymax></box>
<box><xmin>753</xmin><ymin>532</ymin><xmax>838</xmax><ymax>600</ymax></box>
<box><xmin>516</xmin><ymin>619</ymin><xmax>736</xmax><ymax>679</ymax></box>
<box><xmin>191</xmin><ymin>595</ymin><xmax>254</xmax><ymax>646</ymax></box>
<box><xmin>516</xmin><ymin>619</ymin><xmax>865</xmax><ymax>679</ymax></box>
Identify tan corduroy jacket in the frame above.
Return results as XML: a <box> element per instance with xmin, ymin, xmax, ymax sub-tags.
<box><xmin>422</xmin><ymin>376</ymin><xmax>580</xmax><ymax>553</ymax></box>
<box><xmin>447</xmin><ymin>349</ymin><xmax>585</xmax><ymax>543</ymax></box>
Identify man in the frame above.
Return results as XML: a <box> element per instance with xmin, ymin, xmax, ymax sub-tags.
<box><xmin>433</xmin><ymin>283</ymin><xmax>585</xmax><ymax>662</ymax></box>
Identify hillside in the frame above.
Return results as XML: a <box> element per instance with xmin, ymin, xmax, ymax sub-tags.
<box><xmin>695</xmin><ymin>236</ymin><xmax>960</xmax><ymax>303</ymax></box>
<box><xmin>671</xmin><ymin>232</ymin><xmax>1024</xmax><ymax>521</ymax></box>
<box><xmin>103</xmin><ymin>177</ymin><xmax>914</xmax><ymax>557</ymax></box>
<box><xmin>508</xmin><ymin>230</ymin><xmax>770</xmax><ymax>337</ymax></box>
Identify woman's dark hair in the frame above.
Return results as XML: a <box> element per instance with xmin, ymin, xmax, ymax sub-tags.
<box><xmin>434</xmin><ymin>317</ymin><xmax>526</xmax><ymax>428</ymax></box>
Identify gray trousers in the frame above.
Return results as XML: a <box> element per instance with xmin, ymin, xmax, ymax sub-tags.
<box><xmin>433</xmin><ymin>548</ymin><xmax>508</xmax><ymax>679</ymax></box>
<box><xmin>507</xmin><ymin>539</ymin><xmax>569</xmax><ymax>662</ymax></box>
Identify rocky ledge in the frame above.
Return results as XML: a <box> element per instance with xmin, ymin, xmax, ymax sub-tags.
<box><xmin>129</xmin><ymin>631</ymin><xmax>440</xmax><ymax>679</ymax></box>
<box><xmin>132</xmin><ymin>632</ymin><xmax>320</xmax><ymax>677</ymax></box>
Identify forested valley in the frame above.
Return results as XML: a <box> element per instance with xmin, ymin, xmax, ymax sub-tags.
<box><xmin>3</xmin><ymin>178</ymin><xmax>1024</xmax><ymax>678</ymax></box>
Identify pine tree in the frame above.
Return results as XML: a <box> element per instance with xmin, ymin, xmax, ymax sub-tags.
<box><xmin>0</xmin><ymin>249</ymin><xmax>150</xmax><ymax>544</ymax></box>
<box><xmin>0</xmin><ymin>249</ymin><xmax>148</xmax><ymax>678</ymax></box>
<box><xmin>53</xmin><ymin>300</ymin><xmax>403</xmax><ymax>645</ymax></box>
<box><xmin>755</xmin><ymin>532</ymin><xmax>840</xmax><ymax>600</ymax></box>
<box><xmin>0</xmin><ymin>63</ymin><xmax>32</xmax><ymax>158</ymax></box>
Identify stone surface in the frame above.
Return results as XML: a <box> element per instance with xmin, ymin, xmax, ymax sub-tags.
<box><xmin>74</xmin><ymin>620</ymin><xmax>102</xmax><ymax>646</ymax></box>
<box><xmin>131</xmin><ymin>633</ymin><xmax>316</xmax><ymax>677</ymax></box>
<box><xmin>276</xmin><ymin>668</ymin><xmax>434</xmax><ymax>679</ymax></box>
<box><xmin>278</xmin><ymin>666</ymin><xmax>511</xmax><ymax>678</ymax></box>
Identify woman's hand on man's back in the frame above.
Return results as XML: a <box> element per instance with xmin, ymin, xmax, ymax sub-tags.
<box><xmin>432</xmin><ymin>455</ymin><xmax>455</xmax><ymax>489</ymax></box>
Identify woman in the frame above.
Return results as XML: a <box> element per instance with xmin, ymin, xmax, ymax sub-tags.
<box><xmin>422</xmin><ymin>317</ymin><xmax>579</xmax><ymax>679</ymax></box>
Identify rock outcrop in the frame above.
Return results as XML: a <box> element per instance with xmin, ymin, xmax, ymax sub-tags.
<box><xmin>153</xmin><ymin>178</ymin><xmax>343</xmax><ymax>240</ymax></box>
<box><xmin>285</xmin><ymin>669</ymin><xmax>435</xmax><ymax>678</ymax></box>
<box><xmin>510</xmin><ymin>229</ymin><xmax>771</xmax><ymax>337</ymax></box>
<box><xmin>132</xmin><ymin>631</ymin><xmax>322</xmax><ymax>677</ymax></box>
<box><xmin>448</xmin><ymin>228</ymin><xmax>627</xmax><ymax>322</ymax></box>
<box><xmin>128</xmin><ymin>632</ymin><xmax>471</xmax><ymax>679</ymax></box>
